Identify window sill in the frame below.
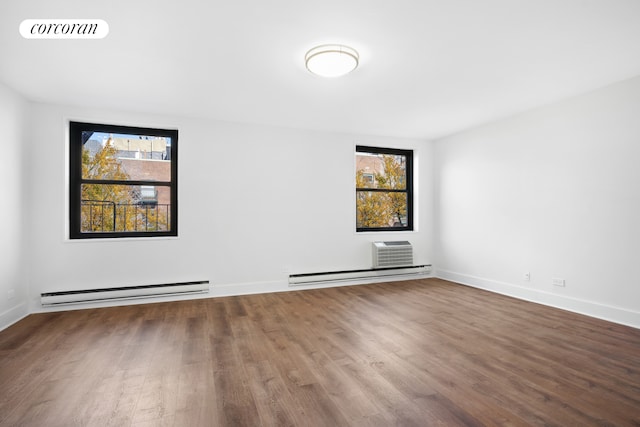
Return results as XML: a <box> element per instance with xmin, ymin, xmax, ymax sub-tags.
<box><xmin>355</xmin><ymin>229</ymin><xmax>418</xmax><ymax>235</ymax></box>
<box><xmin>65</xmin><ymin>236</ymin><xmax>180</xmax><ymax>243</ymax></box>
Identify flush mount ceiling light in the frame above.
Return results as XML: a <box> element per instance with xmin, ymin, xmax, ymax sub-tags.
<box><xmin>305</xmin><ymin>44</ymin><xmax>359</xmax><ymax>78</ymax></box>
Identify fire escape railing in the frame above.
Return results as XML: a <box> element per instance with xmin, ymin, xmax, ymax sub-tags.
<box><xmin>81</xmin><ymin>200</ymin><xmax>171</xmax><ymax>232</ymax></box>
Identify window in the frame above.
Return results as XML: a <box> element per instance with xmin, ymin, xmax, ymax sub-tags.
<box><xmin>69</xmin><ymin>122</ymin><xmax>178</xmax><ymax>239</ymax></box>
<box><xmin>362</xmin><ymin>173</ymin><xmax>374</xmax><ymax>184</ymax></box>
<box><xmin>356</xmin><ymin>145</ymin><xmax>413</xmax><ymax>232</ymax></box>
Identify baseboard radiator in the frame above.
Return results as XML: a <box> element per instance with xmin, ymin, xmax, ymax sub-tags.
<box><xmin>41</xmin><ymin>280</ymin><xmax>209</xmax><ymax>307</ymax></box>
<box><xmin>290</xmin><ymin>264</ymin><xmax>431</xmax><ymax>286</ymax></box>
<box><xmin>290</xmin><ymin>241</ymin><xmax>429</xmax><ymax>286</ymax></box>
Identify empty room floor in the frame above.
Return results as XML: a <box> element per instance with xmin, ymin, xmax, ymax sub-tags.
<box><xmin>1</xmin><ymin>278</ymin><xmax>639</xmax><ymax>426</ymax></box>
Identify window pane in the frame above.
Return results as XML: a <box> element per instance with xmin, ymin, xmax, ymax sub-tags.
<box><xmin>356</xmin><ymin>191</ymin><xmax>408</xmax><ymax>229</ymax></box>
<box><xmin>81</xmin><ymin>131</ymin><xmax>172</xmax><ymax>182</ymax></box>
<box><xmin>80</xmin><ymin>184</ymin><xmax>171</xmax><ymax>233</ymax></box>
<box><xmin>356</xmin><ymin>152</ymin><xmax>406</xmax><ymax>190</ymax></box>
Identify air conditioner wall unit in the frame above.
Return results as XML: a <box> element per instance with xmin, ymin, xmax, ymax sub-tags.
<box><xmin>372</xmin><ymin>241</ymin><xmax>413</xmax><ymax>268</ymax></box>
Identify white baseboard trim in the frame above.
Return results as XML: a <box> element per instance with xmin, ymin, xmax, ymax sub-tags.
<box><xmin>30</xmin><ymin>274</ymin><xmax>435</xmax><ymax>315</ymax></box>
<box><xmin>436</xmin><ymin>269</ymin><xmax>640</xmax><ymax>330</ymax></box>
<box><xmin>210</xmin><ymin>274</ymin><xmax>431</xmax><ymax>297</ymax></box>
<box><xmin>0</xmin><ymin>302</ymin><xmax>30</xmax><ymax>332</ymax></box>
<box><xmin>30</xmin><ymin>279</ymin><xmax>345</xmax><ymax>313</ymax></box>
<box><xmin>26</xmin><ymin>273</ymin><xmax>433</xmax><ymax>316</ymax></box>
<box><xmin>209</xmin><ymin>280</ymin><xmax>287</xmax><ymax>297</ymax></box>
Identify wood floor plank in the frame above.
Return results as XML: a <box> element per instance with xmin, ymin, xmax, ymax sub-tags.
<box><xmin>1</xmin><ymin>278</ymin><xmax>640</xmax><ymax>426</ymax></box>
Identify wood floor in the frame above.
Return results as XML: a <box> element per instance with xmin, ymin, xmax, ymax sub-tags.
<box><xmin>1</xmin><ymin>278</ymin><xmax>639</xmax><ymax>426</ymax></box>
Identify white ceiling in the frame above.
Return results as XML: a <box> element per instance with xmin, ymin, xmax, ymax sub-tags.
<box><xmin>2</xmin><ymin>0</ymin><xmax>640</xmax><ymax>140</ymax></box>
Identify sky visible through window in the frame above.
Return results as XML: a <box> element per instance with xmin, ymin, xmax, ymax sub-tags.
<box><xmin>89</xmin><ymin>132</ymin><xmax>171</xmax><ymax>146</ymax></box>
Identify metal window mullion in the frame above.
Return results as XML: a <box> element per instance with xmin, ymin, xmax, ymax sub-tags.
<box><xmin>355</xmin><ymin>188</ymin><xmax>407</xmax><ymax>193</ymax></box>
<box><xmin>81</xmin><ymin>179</ymin><xmax>171</xmax><ymax>187</ymax></box>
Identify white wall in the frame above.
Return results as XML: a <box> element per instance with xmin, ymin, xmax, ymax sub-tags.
<box><xmin>0</xmin><ymin>82</ymin><xmax>29</xmax><ymax>330</ymax></box>
<box><xmin>26</xmin><ymin>103</ymin><xmax>434</xmax><ymax>312</ymax></box>
<box><xmin>434</xmin><ymin>75</ymin><xmax>640</xmax><ymax>328</ymax></box>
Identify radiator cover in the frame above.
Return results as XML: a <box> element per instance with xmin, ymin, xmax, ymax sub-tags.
<box><xmin>289</xmin><ymin>265</ymin><xmax>430</xmax><ymax>285</ymax></box>
<box><xmin>41</xmin><ymin>281</ymin><xmax>209</xmax><ymax>306</ymax></box>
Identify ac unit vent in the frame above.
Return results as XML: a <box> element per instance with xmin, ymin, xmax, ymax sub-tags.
<box><xmin>372</xmin><ymin>241</ymin><xmax>413</xmax><ymax>268</ymax></box>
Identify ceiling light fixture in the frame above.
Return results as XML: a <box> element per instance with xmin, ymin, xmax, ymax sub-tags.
<box><xmin>305</xmin><ymin>44</ymin><xmax>359</xmax><ymax>78</ymax></box>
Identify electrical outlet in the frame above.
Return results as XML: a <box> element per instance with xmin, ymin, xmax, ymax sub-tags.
<box><xmin>524</xmin><ymin>272</ymin><xmax>531</xmax><ymax>281</ymax></box>
<box><xmin>7</xmin><ymin>289</ymin><xmax>16</xmax><ymax>300</ymax></box>
<box><xmin>552</xmin><ymin>278</ymin><xmax>565</xmax><ymax>287</ymax></box>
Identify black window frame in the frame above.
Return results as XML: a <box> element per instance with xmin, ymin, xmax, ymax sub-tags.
<box><xmin>356</xmin><ymin>145</ymin><xmax>414</xmax><ymax>232</ymax></box>
<box><xmin>69</xmin><ymin>121</ymin><xmax>178</xmax><ymax>239</ymax></box>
